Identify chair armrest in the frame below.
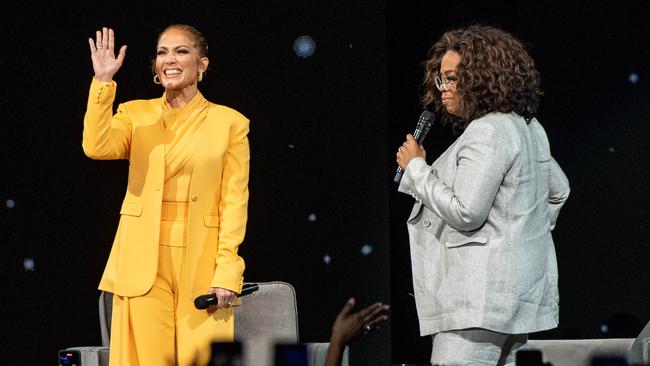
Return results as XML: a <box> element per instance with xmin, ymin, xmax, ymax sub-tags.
<box><xmin>526</xmin><ymin>338</ymin><xmax>634</xmax><ymax>366</ymax></box>
<box><xmin>60</xmin><ymin>347</ymin><xmax>109</xmax><ymax>366</ymax></box>
<box><xmin>628</xmin><ymin>336</ymin><xmax>650</xmax><ymax>365</ymax></box>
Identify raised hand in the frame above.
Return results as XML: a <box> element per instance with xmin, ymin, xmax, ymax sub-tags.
<box><xmin>88</xmin><ymin>27</ymin><xmax>127</xmax><ymax>82</ymax></box>
<box><xmin>330</xmin><ymin>297</ymin><xmax>389</xmax><ymax>346</ymax></box>
<box><xmin>324</xmin><ymin>298</ymin><xmax>390</xmax><ymax>366</ymax></box>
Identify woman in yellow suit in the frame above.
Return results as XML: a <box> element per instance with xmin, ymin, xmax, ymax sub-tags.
<box><xmin>83</xmin><ymin>25</ymin><xmax>249</xmax><ymax>366</ymax></box>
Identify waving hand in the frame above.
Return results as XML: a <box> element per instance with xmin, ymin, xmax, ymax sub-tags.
<box><xmin>88</xmin><ymin>27</ymin><xmax>127</xmax><ymax>82</ymax></box>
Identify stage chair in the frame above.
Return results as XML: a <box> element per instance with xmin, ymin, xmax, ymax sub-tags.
<box><xmin>523</xmin><ymin>336</ymin><xmax>649</xmax><ymax>365</ymax></box>
<box><xmin>62</xmin><ymin>281</ymin><xmax>347</xmax><ymax>366</ymax></box>
<box><xmin>629</xmin><ymin>320</ymin><xmax>650</xmax><ymax>365</ymax></box>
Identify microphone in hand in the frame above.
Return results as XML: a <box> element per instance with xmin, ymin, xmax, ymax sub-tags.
<box><xmin>194</xmin><ymin>283</ymin><xmax>260</xmax><ymax>310</ymax></box>
<box><xmin>394</xmin><ymin>111</ymin><xmax>435</xmax><ymax>184</ymax></box>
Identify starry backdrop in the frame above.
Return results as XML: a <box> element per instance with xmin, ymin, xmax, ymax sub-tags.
<box><xmin>0</xmin><ymin>1</ymin><xmax>648</xmax><ymax>365</ymax></box>
<box><xmin>0</xmin><ymin>1</ymin><xmax>389</xmax><ymax>364</ymax></box>
<box><xmin>387</xmin><ymin>1</ymin><xmax>650</xmax><ymax>362</ymax></box>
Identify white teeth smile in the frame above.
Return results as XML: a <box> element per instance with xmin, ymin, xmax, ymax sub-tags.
<box><xmin>164</xmin><ymin>69</ymin><xmax>181</xmax><ymax>75</ymax></box>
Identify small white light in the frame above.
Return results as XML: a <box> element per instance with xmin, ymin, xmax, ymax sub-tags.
<box><xmin>6</xmin><ymin>199</ymin><xmax>15</xmax><ymax>208</ymax></box>
<box><xmin>361</xmin><ymin>243</ymin><xmax>373</xmax><ymax>256</ymax></box>
<box><xmin>600</xmin><ymin>324</ymin><xmax>609</xmax><ymax>334</ymax></box>
<box><xmin>308</xmin><ymin>213</ymin><xmax>317</xmax><ymax>222</ymax></box>
<box><xmin>608</xmin><ymin>146</ymin><xmax>616</xmax><ymax>153</ymax></box>
<box><xmin>293</xmin><ymin>35</ymin><xmax>316</xmax><ymax>58</ymax></box>
<box><xmin>628</xmin><ymin>73</ymin><xmax>639</xmax><ymax>84</ymax></box>
<box><xmin>23</xmin><ymin>258</ymin><xmax>35</xmax><ymax>272</ymax></box>
<box><xmin>323</xmin><ymin>254</ymin><xmax>332</xmax><ymax>265</ymax></box>
<box><xmin>288</xmin><ymin>144</ymin><xmax>295</xmax><ymax>149</ymax></box>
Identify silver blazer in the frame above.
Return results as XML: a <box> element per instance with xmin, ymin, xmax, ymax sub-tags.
<box><xmin>399</xmin><ymin>112</ymin><xmax>570</xmax><ymax>336</ymax></box>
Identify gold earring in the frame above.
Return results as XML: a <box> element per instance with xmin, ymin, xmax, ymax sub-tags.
<box><xmin>153</xmin><ymin>74</ymin><xmax>162</xmax><ymax>85</ymax></box>
<box><xmin>198</xmin><ymin>71</ymin><xmax>204</xmax><ymax>82</ymax></box>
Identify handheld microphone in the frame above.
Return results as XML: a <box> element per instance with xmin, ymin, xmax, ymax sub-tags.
<box><xmin>194</xmin><ymin>283</ymin><xmax>260</xmax><ymax>310</ymax></box>
<box><xmin>394</xmin><ymin>111</ymin><xmax>435</xmax><ymax>184</ymax></box>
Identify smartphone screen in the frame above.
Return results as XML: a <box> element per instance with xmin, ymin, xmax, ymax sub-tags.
<box><xmin>58</xmin><ymin>350</ymin><xmax>80</xmax><ymax>366</ymax></box>
<box><xmin>274</xmin><ymin>344</ymin><xmax>308</xmax><ymax>366</ymax></box>
<box><xmin>208</xmin><ymin>342</ymin><xmax>243</xmax><ymax>366</ymax></box>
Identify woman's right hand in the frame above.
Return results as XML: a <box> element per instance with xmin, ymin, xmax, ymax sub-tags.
<box><xmin>330</xmin><ymin>297</ymin><xmax>389</xmax><ymax>346</ymax></box>
<box><xmin>88</xmin><ymin>27</ymin><xmax>127</xmax><ymax>82</ymax></box>
<box><xmin>396</xmin><ymin>133</ymin><xmax>426</xmax><ymax>171</ymax></box>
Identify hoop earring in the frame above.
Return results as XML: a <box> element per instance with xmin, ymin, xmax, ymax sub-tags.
<box><xmin>198</xmin><ymin>71</ymin><xmax>204</xmax><ymax>82</ymax></box>
<box><xmin>153</xmin><ymin>74</ymin><xmax>162</xmax><ymax>85</ymax></box>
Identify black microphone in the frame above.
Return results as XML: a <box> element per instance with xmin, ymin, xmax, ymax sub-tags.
<box><xmin>194</xmin><ymin>283</ymin><xmax>260</xmax><ymax>310</ymax></box>
<box><xmin>394</xmin><ymin>110</ymin><xmax>435</xmax><ymax>184</ymax></box>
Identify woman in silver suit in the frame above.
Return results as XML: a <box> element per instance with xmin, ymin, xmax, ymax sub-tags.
<box><xmin>395</xmin><ymin>25</ymin><xmax>570</xmax><ymax>365</ymax></box>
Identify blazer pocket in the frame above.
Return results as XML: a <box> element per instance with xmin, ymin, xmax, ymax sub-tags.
<box><xmin>407</xmin><ymin>202</ymin><xmax>424</xmax><ymax>224</ymax></box>
<box><xmin>120</xmin><ymin>202</ymin><xmax>143</xmax><ymax>217</ymax></box>
<box><xmin>203</xmin><ymin>215</ymin><xmax>220</xmax><ymax>228</ymax></box>
<box><xmin>444</xmin><ymin>229</ymin><xmax>489</xmax><ymax>248</ymax></box>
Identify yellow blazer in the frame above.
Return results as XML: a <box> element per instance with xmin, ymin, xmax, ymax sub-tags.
<box><xmin>82</xmin><ymin>78</ymin><xmax>249</xmax><ymax>300</ymax></box>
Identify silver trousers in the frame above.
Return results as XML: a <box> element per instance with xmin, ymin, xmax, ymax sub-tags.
<box><xmin>431</xmin><ymin>328</ymin><xmax>528</xmax><ymax>366</ymax></box>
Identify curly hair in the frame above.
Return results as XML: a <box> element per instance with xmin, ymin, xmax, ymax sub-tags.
<box><xmin>421</xmin><ymin>25</ymin><xmax>543</xmax><ymax>131</ymax></box>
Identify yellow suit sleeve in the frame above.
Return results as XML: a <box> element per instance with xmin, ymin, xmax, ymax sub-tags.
<box><xmin>82</xmin><ymin>78</ymin><xmax>131</xmax><ymax>160</ymax></box>
<box><xmin>211</xmin><ymin>115</ymin><xmax>250</xmax><ymax>293</ymax></box>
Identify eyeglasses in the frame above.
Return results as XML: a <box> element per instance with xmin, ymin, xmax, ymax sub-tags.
<box><xmin>434</xmin><ymin>73</ymin><xmax>458</xmax><ymax>91</ymax></box>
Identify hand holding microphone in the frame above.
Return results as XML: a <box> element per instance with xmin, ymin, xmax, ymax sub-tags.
<box><xmin>194</xmin><ymin>283</ymin><xmax>259</xmax><ymax>310</ymax></box>
<box><xmin>396</xmin><ymin>134</ymin><xmax>427</xmax><ymax>169</ymax></box>
<box><xmin>394</xmin><ymin>111</ymin><xmax>435</xmax><ymax>184</ymax></box>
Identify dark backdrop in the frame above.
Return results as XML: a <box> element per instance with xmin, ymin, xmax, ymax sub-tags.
<box><xmin>1</xmin><ymin>1</ymin><xmax>649</xmax><ymax>365</ymax></box>
<box><xmin>388</xmin><ymin>1</ymin><xmax>650</xmax><ymax>363</ymax></box>
<box><xmin>0</xmin><ymin>1</ymin><xmax>389</xmax><ymax>364</ymax></box>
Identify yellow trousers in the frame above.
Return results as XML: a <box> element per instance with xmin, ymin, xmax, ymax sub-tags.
<box><xmin>109</xmin><ymin>202</ymin><xmax>234</xmax><ymax>366</ymax></box>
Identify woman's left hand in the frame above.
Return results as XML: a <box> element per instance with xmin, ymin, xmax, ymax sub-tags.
<box><xmin>208</xmin><ymin>287</ymin><xmax>237</xmax><ymax>309</ymax></box>
<box><xmin>396</xmin><ymin>134</ymin><xmax>426</xmax><ymax>170</ymax></box>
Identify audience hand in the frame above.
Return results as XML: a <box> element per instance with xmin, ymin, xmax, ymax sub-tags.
<box><xmin>325</xmin><ymin>297</ymin><xmax>390</xmax><ymax>366</ymax></box>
